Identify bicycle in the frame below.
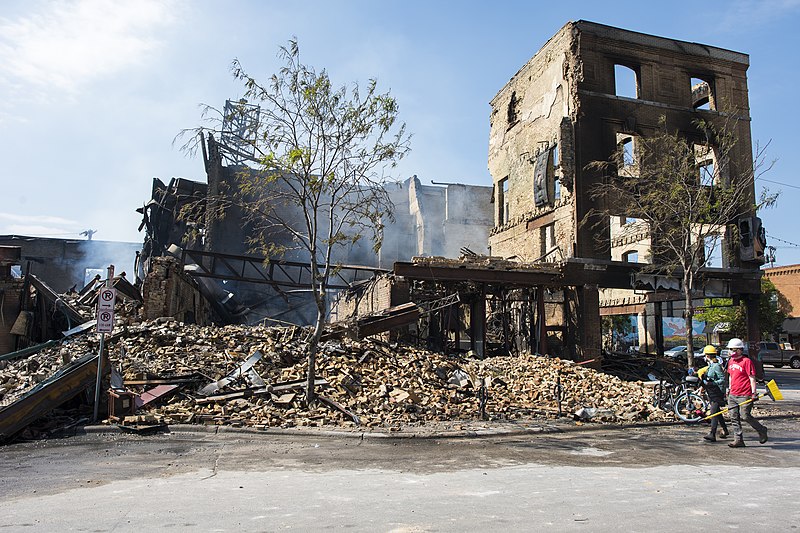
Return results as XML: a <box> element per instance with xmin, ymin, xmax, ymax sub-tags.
<box><xmin>651</xmin><ymin>374</ymin><xmax>708</xmax><ymax>422</ymax></box>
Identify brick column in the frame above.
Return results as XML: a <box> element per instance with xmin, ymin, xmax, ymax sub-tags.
<box><xmin>577</xmin><ymin>284</ymin><xmax>602</xmax><ymax>360</ymax></box>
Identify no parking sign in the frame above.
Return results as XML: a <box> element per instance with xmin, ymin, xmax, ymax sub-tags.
<box><xmin>97</xmin><ymin>287</ymin><xmax>116</xmax><ymax>333</ymax></box>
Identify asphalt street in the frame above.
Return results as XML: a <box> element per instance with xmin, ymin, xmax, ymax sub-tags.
<box><xmin>1</xmin><ymin>368</ymin><xmax>798</xmax><ymax>532</ymax></box>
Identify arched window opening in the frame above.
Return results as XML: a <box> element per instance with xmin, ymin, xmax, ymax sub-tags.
<box><xmin>691</xmin><ymin>77</ymin><xmax>714</xmax><ymax>110</ymax></box>
<box><xmin>623</xmin><ymin>250</ymin><xmax>639</xmax><ymax>263</ymax></box>
<box><xmin>616</xmin><ymin>133</ymin><xmax>637</xmax><ymax>173</ymax></box>
<box><xmin>614</xmin><ymin>64</ymin><xmax>639</xmax><ymax>98</ymax></box>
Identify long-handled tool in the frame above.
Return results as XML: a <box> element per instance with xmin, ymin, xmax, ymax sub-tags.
<box><xmin>701</xmin><ymin>379</ymin><xmax>783</xmax><ymax>421</ymax></box>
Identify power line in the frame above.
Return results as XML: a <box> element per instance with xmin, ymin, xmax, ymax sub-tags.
<box><xmin>767</xmin><ymin>233</ymin><xmax>800</xmax><ymax>248</ymax></box>
<box><xmin>757</xmin><ymin>177</ymin><xmax>800</xmax><ymax>190</ymax></box>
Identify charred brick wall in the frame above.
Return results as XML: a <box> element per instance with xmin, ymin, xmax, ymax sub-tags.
<box><xmin>0</xmin><ymin>279</ymin><xmax>23</xmax><ymax>355</ymax></box>
<box><xmin>141</xmin><ymin>257</ymin><xmax>211</xmax><ymax>324</ymax></box>
<box><xmin>331</xmin><ymin>275</ymin><xmax>410</xmax><ymax>321</ymax></box>
<box><xmin>0</xmin><ymin>236</ymin><xmax>140</xmax><ymax>293</ymax></box>
<box><xmin>487</xmin><ymin>21</ymin><xmax>755</xmax><ymax>265</ymax></box>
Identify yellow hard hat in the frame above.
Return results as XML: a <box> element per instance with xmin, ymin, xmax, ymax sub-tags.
<box><xmin>697</xmin><ymin>366</ymin><xmax>709</xmax><ymax>378</ymax></box>
<box><xmin>702</xmin><ymin>345</ymin><xmax>718</xmax><ymax>355</ymax></box>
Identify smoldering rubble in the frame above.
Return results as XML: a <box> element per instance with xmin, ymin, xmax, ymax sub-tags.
<box><xmin>1</xmin><ymin>317</ymin><xmax>673</xmax><ymax>438</ymax></box>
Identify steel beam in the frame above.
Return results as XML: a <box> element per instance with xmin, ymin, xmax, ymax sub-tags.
<box><xmin>182</xmin><ymin>249</ymin><xmax>388</xmax><ymax>290</ymax></box>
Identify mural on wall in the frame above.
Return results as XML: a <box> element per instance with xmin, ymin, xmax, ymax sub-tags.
<box><xmin>662</xmin><ymin>317</ymin><xmax>705</xmax><ymax>346</ymax></box>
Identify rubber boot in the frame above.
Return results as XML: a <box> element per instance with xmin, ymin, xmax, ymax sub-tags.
<box><xmin>703</xmin><ymin>433</ymin><xmax>716</xmax><ymax>442</ymax></box>
<box><xmin>728</xmin><ymin>436</ymin><xmax>746</xmax><ymax>448</ymax></box>
<box><xmin>758</xmin><ymin>429</ymin><xmax>768</xmax><ymax>444</ymax></box>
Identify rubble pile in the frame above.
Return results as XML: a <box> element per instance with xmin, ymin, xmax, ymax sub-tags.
<box><xmin>1</xmin><ymin>319</ymin><xmax>671</xmax><ymax>430</ymax></box>
<box><xmin>0</xmin><ymin>344</ymin><xmax>90</xmax><ymax>408</ymax></box>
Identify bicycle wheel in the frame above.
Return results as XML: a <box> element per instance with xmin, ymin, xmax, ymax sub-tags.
<box><xmin>674</xmin><ymin>392</ymin><xmax>707</xmax><ymax>422</ymax></box>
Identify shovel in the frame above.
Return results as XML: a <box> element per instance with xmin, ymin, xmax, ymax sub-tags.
<box><xmin>701</xmin><ymin>379</ymin><xmax>783</xmax><ymax>421</ymax></box>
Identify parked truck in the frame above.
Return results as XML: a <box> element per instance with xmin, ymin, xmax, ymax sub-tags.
<box><xmin>753</xmin><ymin>341</ymin><xmax>800</xmax><ymax>369</ymax></box>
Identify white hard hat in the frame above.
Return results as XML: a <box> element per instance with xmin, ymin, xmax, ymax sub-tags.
<box><xmin>727</xmin><ymin>338</ymin><xmax>745</xmax><ymax>349</ymax></box>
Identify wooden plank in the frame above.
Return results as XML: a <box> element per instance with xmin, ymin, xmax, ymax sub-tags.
<box><xmin>318</xmin><ymin>394</ymin><xmax>360</xmax><ymax>426</ymax></box>
<box><xmin>28</xmin><ymin>274</ymin><xmax>86</xmax><ymax>325</ymax></box>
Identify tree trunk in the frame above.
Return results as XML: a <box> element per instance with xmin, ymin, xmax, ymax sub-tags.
<box><xmin>305</xmin><ymin>297</ymin><xmax>326</xmax><ymax>405</ymax></box>
<box><xmin>684</xmin><ymin>269</ymin><xmax>696</xmax><ymax>369</ymax></box>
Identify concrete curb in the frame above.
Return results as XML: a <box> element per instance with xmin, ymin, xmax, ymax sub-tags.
<box><xmin>57</xmin><ymin>410</ymin><xmax>800</xmax><ymax>442</ymax></box>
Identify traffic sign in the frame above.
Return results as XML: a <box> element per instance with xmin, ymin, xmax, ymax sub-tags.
<box><xmin>97</xmin><ymin>309</ymin><xmax>115</xmax><ymax>333</ymax></box>
<box><xmin>97</xmin><ymin>287</ymin><xmax>116</xmax><ymax>333</ymax></box>
<box><xmin>98</xmin><ymin>287</ymin><xmax>117</xmax><ymax>310</ymax></box>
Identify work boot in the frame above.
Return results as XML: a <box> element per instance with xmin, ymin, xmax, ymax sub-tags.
<box><xmin>718</xmin><ymin>429</ymin><xmax>729</xmax><ymax>439</ymax></box>
<box><xmin>703</xmin><ymin>433</ymin><xmax>716</xmax><ymax>443</ymax></box>
<box><xmin>759</xmin><ymin>429</ymin><xmax>768</xmax><ymax>444</ymax></box>
<box><xmin>728</xmin><ymin>436</ymin><xmax>746</xmax><ymax>448</ymax></box>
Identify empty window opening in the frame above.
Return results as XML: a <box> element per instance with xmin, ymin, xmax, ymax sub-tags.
<box><xmin>704</xmin><ymin>235</ymin><xmax>723</xmax><ymax>268</ymax></box>
<box><xmin>614</xmin><ymin>64</ymin><xmax>639</xmax><ymax>98</ymax></box>
<box><xmin>616</xmin><ymin>134</ymin><xmax>637</xmax><ymax>172</ymax></box>
<box><xmin>623</xmin><ymin>250</ymin><xmax>639</xmax><ymax>263</ymax></box>
<box><xmin>84</xmin><ymin>268</ymin><xmax>104</xmax><ymax>287</ymax></box>
<box><xmin>507</xmin><ymin>91</ymin><xmax>519</xmax><ymax>126</ymax></box>
<box><xmin>691</xmin><ymin>77</ymin><xmax>713</xmax><ymax>110</ymax></box>
<box><xmin>551</xmin><ymin>143</ymin><xmax>559</xmax><ymax>167</ymax></box>
<box><xmin>699</xmin><ymin>161</ymin><xmax>716</xmax><ymax>186</ymax></box>
<box><xmin>498</xmin><ymin>177</ymin><xmax>510</xmax><ymax>225</ymax></box>
<box><xmin>541</xmin><ymin>223</ymin><xmax>557</xmax><ymax>259</ymax></box>
<box><xmin>554</xmin><ymin>176</ymin><xmax>562</xmax><ymax>201</ymax></box>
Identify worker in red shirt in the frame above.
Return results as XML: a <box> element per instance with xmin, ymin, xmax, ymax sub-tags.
<box><xmin>725</xmin><ymin>338</ymin><xmax>768</xmax><ymax>448</ymax></box>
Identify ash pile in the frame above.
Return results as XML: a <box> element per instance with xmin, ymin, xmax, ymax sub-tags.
<box><xmin>1</xmin><ymin>319</ymin><xmax>672</xmax><ymax>438</ymax></box>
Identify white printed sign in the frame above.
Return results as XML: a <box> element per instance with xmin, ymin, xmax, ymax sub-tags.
<box><xmin>97</xmin><ymin>287</ymin><xmax>116</xmax><ymax>333</ymax></box>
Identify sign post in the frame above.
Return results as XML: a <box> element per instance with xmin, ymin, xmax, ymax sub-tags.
<box><xmin>93</xmin><ymin>265</ymin><xmax>115</xmax><ymax>422</ymax></box>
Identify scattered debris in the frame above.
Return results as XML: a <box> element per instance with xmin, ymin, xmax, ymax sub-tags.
<box><xmin>1</xmin><ymin>319</ymin><xmax>673</xmax><ymax>438</ymax></box>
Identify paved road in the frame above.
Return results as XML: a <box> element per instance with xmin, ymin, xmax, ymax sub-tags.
<box><xmin>1</xmin><ymin>407</ymin><xmax>798</xmax><ymax>532</ymax></box>
<box><xmin>763</xmin><ymin>366</ymin><xmax>800</xmax><ymax>405</ymax></box>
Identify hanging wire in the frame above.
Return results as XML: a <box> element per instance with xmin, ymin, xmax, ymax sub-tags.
<box><xmin>757</xmin><ymin>177</ymin><xmax>800</xmax><ymax>190</ymax></box>
<box><xmin>766</xmin><ymin>233</ymin><xmax>800</xmax><ymax>248</ymax></box>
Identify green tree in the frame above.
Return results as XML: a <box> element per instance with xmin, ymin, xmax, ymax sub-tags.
<box><xmin>588</xmin><ymin>115</ymin><xmax>776</xmax><ymax>367</ymax></box>
<box><xmin>697</xmin><ymin>278</ymin><xmax>787</xmax><ymax>339</ymax></box>
<box><xmin>181</xmin><ymin>39</ymin><xmax>411</xmax><ymax>403</ymax></box>
<box><xmin>601</xmin><ymin>315</ymin><xmax>635</xmax><ymax>351</ymax></box>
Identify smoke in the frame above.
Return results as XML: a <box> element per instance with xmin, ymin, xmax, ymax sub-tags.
<box><xmin>74</xmin><ymin>239</ymin><xmax>141</xmax><ymax>288</ymax></box>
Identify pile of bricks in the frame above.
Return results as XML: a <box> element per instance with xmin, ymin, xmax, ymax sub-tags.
<box><xmin>1</xmin><ymin>319</ymin><xmax>671</xmax><ymax>429</ymax></box>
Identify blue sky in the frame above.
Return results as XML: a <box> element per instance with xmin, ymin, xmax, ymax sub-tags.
<box><xmin>2</xmin><ymin>0</ymin><xmax>800</xmax><ymax>265</ymax></box>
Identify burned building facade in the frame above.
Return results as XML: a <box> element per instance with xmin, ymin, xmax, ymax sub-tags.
<box><xmin>136</xmin><ymin>133</ymin><xmax>494</xmax><ymax>328</ymax></box>
<box><xmin>380</xmin><ymin>176</ymin><xmax>493</xmax><ymax>268</ymax></box>
<box><xmin>0</xmin><ymin>235</ymin><xmax>141</xmax><ymax>294</ymax></box>
<box><xmin>486</xmin><ymin>21</ymin><xmax>762</xmax><ymax>354</ymax></box>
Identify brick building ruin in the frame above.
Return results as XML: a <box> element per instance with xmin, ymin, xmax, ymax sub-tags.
<box><xmin>338</xmin><ymin>21</ymin><xmax>765</xmax><ymax>361</ymax></box>
<box><xmin>479</xmin><ymin>20</ymin><xmax>764</xmax><ymax>355</ymax></box>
